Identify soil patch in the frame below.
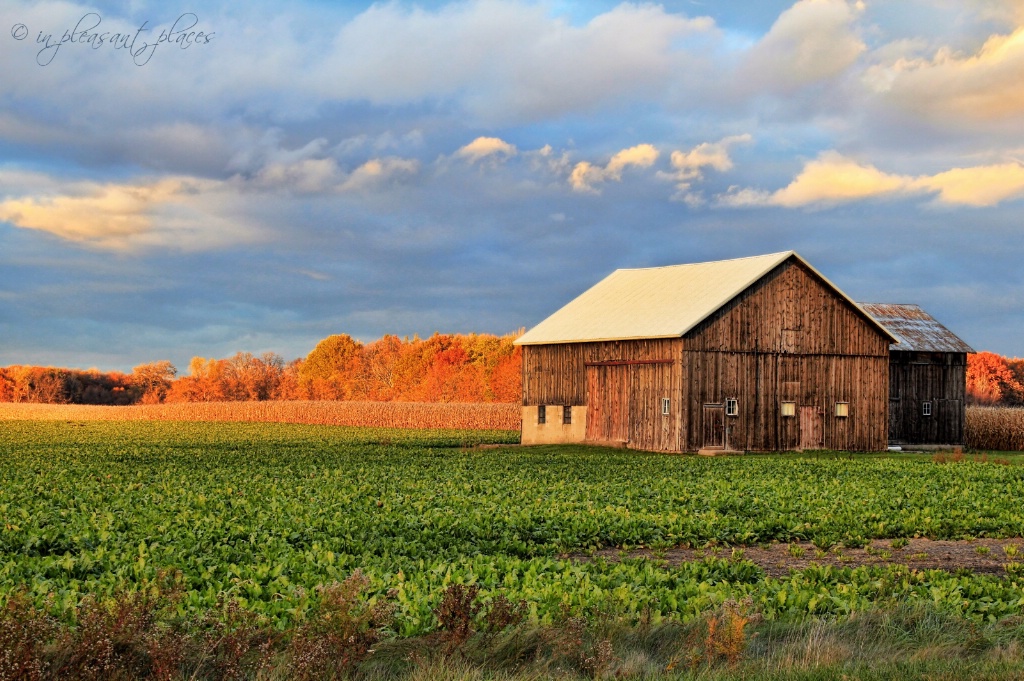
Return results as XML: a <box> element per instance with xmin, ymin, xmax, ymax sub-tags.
<box><xmin>572</xmin><ymin>537</ymin><xmax>1024</xmax><ymax>578</ymax></box>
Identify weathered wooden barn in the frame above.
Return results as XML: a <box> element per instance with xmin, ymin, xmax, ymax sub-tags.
<box><xmin>515</xmin><ymin>251</ymin><xmax>898</xmax><ymax>452</ymax></box>
<box><xmin>859</xmin><ymin>303</ymin><xmax>974</xmax><ymax>447</ymax></box>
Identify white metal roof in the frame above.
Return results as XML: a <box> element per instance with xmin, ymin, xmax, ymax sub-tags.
<box><xmin>515</xmin><ymin>251</ymin><xmax>897</xmax><ymax>345</ymax></box>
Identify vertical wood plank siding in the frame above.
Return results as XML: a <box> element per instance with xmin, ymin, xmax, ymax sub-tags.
<box><xmin>523</xmin><ymin>338</ymin><xmax>683</xmax><ymax>451</ymax></box>
<box><xmin>680</xmin><ymin>261</ymin><xmax>889</xmax><ymax>452</ymax></box>
<box><xmin>522</xmin><ymin>258</ymin><xmax>891</xmax><ymax>452</ymax></box>
<box><xmin>888</xmin><ymin>351</ymin><xmax>967</xmax><ymax>445</ymax></box>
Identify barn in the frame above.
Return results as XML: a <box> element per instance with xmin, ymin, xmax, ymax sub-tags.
<box><xmin>514</xmin><ymin>251</ymin><xmax>898</xmax><ymax>452</ymax></box>
<box><xmin>859</xmin><ymin>303</ymin><xmax>974</xmax><ymax>447</ymax></box>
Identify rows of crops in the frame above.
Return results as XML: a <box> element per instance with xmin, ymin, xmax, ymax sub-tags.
<box><xmin>0</xmin><ymin>400</ymin><xmax>521</xmax><ymax>431</ymax></box>
<box><xmin>1</xmin><ymin>420</ymin><xmax>1023</xmax><ymax>634</ymax></box>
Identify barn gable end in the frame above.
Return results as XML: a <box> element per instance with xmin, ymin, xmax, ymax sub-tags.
<box><xmin>680</xmin><ymin>259</ymin><xmax>890</xmax><ymax>452</ymax></box>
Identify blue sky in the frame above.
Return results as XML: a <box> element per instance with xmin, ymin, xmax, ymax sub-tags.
<box><xmin>1</xmin><ymin>0</ymin><xmax>1022</xmax><ymax>372</ymax></box>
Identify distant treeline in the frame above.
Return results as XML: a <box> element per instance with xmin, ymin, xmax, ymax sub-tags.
<box><xmin>5</xmin><ymin>341</ymin><xmax>1016</xmax><ymax>408</ymax></box>
<box><xmin>967</xmin><ymin>352</ymin><xmax>1024</xmax><ymax>407</ymax></box>
<box><xmin>0</xmin><ymin>333</ymin><xmax>522</xmax><ymax>405</ymax></box>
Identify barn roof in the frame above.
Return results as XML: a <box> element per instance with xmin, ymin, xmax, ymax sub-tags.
<box><xmin>515</xmin><ymin>251</ymin><xmax>897</xmax><ymax>345</ymax></box>
<box><xmin>858</xmin><ymin>303</ymin><xmax>974</xmax><ymax>353</ymax></box>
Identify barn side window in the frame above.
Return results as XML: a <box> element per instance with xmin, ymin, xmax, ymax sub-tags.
<box><xmin>781</xmin><ymin>401</ymin><xmax>796</xmax><ymax>417</ymax></box>
<box><xmin>835</xmin><ymin>402</ymin><xmax>849</xmax><ymax>418</ymax></box>
<box><xmin>563</xmin><ymin>405</ymin><xmax>572</xmax><ymax>425</ymax></box>
<box><xmin>922</xmin><ymin>401</ymin><xmax>932</xmax><ymax>417</ymax></box>
<box><xmin>725</xmin><ymin>398</ymin><xmax>738</xmax><ymax>416</ymax></box>
<box><xmin>661</xmin><ymin>397</ymin><xmax>670</xmax><ymax>416</ymax></box>
<box><xmin>538</xmin><ymin>405</ymin><xmax>546</xmax><ymax>424</ymax></box>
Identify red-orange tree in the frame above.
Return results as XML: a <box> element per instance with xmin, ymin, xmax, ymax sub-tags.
<box><xmin>967</xmin><ymin>352</ymin><xmax>1024</xmax><ymax>405</ymax></box>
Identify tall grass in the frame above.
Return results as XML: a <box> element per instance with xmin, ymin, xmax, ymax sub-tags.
<box><xmin>966</xmin><ymin>407</ymin><xmax>1024</xmax><ymax>451</ymax></box>
<box><xmin>0</xmin><ymin>400</ymin><xmax>521</xmax><ymax>431</ymax></box>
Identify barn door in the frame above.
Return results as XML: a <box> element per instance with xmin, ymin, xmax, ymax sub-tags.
<box><xmin>585</xmin><ymin>365</ymin><xmax>629</xmax><ymax>444</ymax></box>
<box><xmin>702</xmin><ymin>404</ymin><xmax>725</xmax><ymax>449</ymax></box>
<box><xmin>799</xmin><ymin>406</ymin><xmax>824</xmax><ymax>450</ymax></box>
<box><xmin>888</xmin><ymin>397</ymin><xmax>901</xmax><ymax>444</ymax></box>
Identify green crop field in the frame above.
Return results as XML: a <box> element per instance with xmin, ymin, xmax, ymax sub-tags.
<box><xmin>2</xmin><ymin>419</ymin><xmax>1024</xmax><ymax>641</ymax></box>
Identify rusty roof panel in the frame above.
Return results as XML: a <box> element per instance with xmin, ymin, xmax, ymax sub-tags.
<box><xmin>859</xmin><ymin>303</ymin><xmax>974</xmax><ymax>353</ymax></box>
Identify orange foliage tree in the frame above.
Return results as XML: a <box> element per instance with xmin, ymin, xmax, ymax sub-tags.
<box><xmin>2</xmin><ymin>331</ymin><xmax>524</xmax><ymax>405</ymax></box>
<box><xmin>967</xmin><ymin>352</ymin><xmax>1024</xmax><ymax>405</ymax></box>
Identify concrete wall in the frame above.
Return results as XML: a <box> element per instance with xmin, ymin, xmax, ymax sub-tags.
<box><xmin>521</xmin><ymin>405</ymin><xmax>587</xmax><ymax>445</ymax></box>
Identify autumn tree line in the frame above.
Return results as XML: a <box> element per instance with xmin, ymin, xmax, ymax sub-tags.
<box><xmin>0</xmin><ymin>333</ymin><xmax>522</xmax><ymax>405</ymax></box>
<box><xmin>966</xmin><ymin>352</ymin><xmax>1024</xmax><ymax>406</ymax></box>
<box><xmin>3</xmin><ymin>341</ymin><xmax>1020</xmax><ymax>408</ymax></box>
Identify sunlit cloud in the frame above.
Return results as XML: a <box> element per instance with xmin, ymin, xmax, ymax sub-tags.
<box><xmin>718</xmin><ymin>151</ymin><xmax>1024</xmax><ymax>208</ymax></box>
<box><xmin>866</xmin><ymin>25</ymin><xmax>1024</xmax><ymax>123</ymax></box>
<box><xmin>771</xmin><ymin>152</ymin><xmax>914</xmax><ymax>207</ymax></box>
<box><xmin>914</xmin><ymin>162</ymin><xmax>1024</xmax><ymax>206</ymax></box>
<box><xmin>657</xmin><ymin>134</ymin><xmax>752</xmax><ymax>205</ymax></box>
<box><xmin>338</xmin><ymin>157</ymin><xmax>420</xmax><ymax>193</ymax></box>
<box><xmin>456</xmin><ymin>136</ymin><xmax>517</xmax><ymax>163</ymax></box>
<box><xmin>0</xmin><ymin>177</ymin><xmax>240</xmax><ymax>250</ymax></box>
<box><xmin>569</xmin><ymin>144</ymin><xmax>659</xmax><ymax>193</ymax></box>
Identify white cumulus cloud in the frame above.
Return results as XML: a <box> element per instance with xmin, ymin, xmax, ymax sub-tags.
<box><xmin>569</xmin><ymin>144</ymin><xmax>659</xmax><ymax>193</ymax></box>
<box><xmin>456</xmin><ymin>137</ymin><xmax>518</xmax><ymax>163</ymax></box>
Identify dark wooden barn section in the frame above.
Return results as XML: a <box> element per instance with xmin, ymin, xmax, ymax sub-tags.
<box><xmin>859</xmin><ymin>304</ymin><xmax>974</xmax><ymax>447</ymax></box>
<box><xmin>516</xmin><ymin>252</ymin><xmax>898</xmax><ymax>452</ymax></box>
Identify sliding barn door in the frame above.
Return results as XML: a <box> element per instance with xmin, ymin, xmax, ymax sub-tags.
<box><xmin>585</xmin><ymin>365</ymin><xmax>629</xmax><ymax>444</ymax></box>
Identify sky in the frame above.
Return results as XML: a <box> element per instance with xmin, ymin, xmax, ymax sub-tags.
<box><xmin>1</xmin><ymin>0</ymin><xmax>1023</xmax><ymax>372</ymax></box>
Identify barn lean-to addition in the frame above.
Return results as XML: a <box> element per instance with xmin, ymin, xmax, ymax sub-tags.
<box><xmin>859</xmin><ymin>303</ymin><xmax>974</xmax><ymax>447</ymax></box>
<box><xmin>514</xmin><ymin>251</ymin><xmax>900</xmax><ymax>452</ymax></box>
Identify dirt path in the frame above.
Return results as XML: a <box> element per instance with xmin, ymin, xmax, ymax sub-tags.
<box><xmin>576</xmin><ymin>537</ymin><xmax>1024</xmax><ymax>577</ymax></box>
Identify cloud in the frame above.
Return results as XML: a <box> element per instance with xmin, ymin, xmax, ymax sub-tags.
<box><xmin>456</xmin><ymin>137</ymin><xmax>517</xmax><ymax>162</ymax></box>
<box><xmin>318</xmin><ymin>0</ymin><xmax>715</xmax><ymax>123</ymax></box>
<box><xmin>569</xmin><ymin>144</ymin><xmax>659</xmax><ymax>193</ymax></box>
<box><xmin>254</xmin><ymin>158</ymin><xmax>344</xmax><ymax>194</ymax></box>
<box><xmin>866</xmin><ymin>25</ymin><xmax>1024</xmax><ymax>124</ymax></box>
<box><xmin>770</xmin><ymin>151</ymin><xmax>914</xmax><ymax>207</ymax></box>
<box><xmin>657</xmin><ymin>134</ymin><xmax>752</xmax><ymax>203</ymax></box>
<box><xmin>338</xmin><ymin>157</ymin><xmax>420</xmax><ymax>193</ymax></box>
<box><xmin>0</xmin><ymin>177</ymin><xmax>231</xmax><ymax>249</ymax></box>
<box><xmin>237</xmin><ymin>136</ymin><xmax>419</xmax><ymax>195</ymax></box>
<box><xmin>739</xmin><ymin>0</ymin><xmax>866</xmax><ymax>94</ymax></box>
<box><xmin>914</xmin><ymin>162</ymin><xmax>1024</xmax><ymax>206</ymax></box>
<box><xmin>718</xmin><ymin>151</ymin><xmax>1024</xmax><ymax>207</ymax></box>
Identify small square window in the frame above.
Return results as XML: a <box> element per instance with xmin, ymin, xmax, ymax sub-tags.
<box><xmin>661</xmin><ymin>397</ymin><xmax>670</xmax><ymax>416</ymax></box>
<box><xmin>781</xmin><ymin>401</ymin><xmax>796</xmax><ymax>417</ymax></box>
<box><xmin>922</xmin><ymin>401</ymin><xmax>932</xmax><ymax>417</ymax></box>
<box><xmin>538</xmin><ymin>405</ymin><xmax>546</xmax><ymax>424</ymax></box>
<box><xmin>835</xmin><ymin>402</ymin><xmax>849</xmax><ymax>418</ymax></box>
<box><xmin>563</xmin><ymin>405</ymin><xmax>572</xmax><ymax>425</ymax></box>
<box><xmin>725</xmin><ymin>398</ymin><xmax>738</xmax><ymax>416</ymax></box>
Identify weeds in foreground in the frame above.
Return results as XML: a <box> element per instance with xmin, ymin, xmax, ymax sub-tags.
<box><xmin>4</xmin><ymin>580</ymin><xmax>1024</xmax><ymax>680</ymax></box>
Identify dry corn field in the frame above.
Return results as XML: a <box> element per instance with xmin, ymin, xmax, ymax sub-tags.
<box><xmin>966</xmin><ymin>406</ymin><xmax>1024</xmax><ymax>451</ymax></box>
<box><xmin>0</xmin><ymin>400</ymin><xmax>521</xmax><ymax>431</ymax></box>
<box><xmin>3</xmin><ymin>403</ymin><xmax>1023</xmax><ymax>451</ymax></box>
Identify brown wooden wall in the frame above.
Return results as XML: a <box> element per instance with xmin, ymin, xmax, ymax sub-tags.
<box><xmin>521</xmin><ymin>339</ymin><xmax>683</xmax><ymax>452</ymax></box>
<box><xmin>520</xmin><ymin>258</ymin><xmax>892</xmax><ymax>452</ymax></box>
<box><xmin>888</xmin><ymin>351</ymin><xmax>967</xmax><ymax>445</ymax></box>
<box><xmin>680</xmin><ymin>260</ymin><xmax>890</xmax><ymax>451</ymax></box>
<box><xmin>685</xmin><ymin>260</ymin><xmax>891</xmax><ymax>357</ymax></box>
<box><xmin>680</xmin><ymin>351</ymin><xmax>889</xmax><ymax>451</ymax></box>
<box><xmin>521</xmin><ymin>338</ymin><xmax>682</xmax><ymax>406</ymax></box>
